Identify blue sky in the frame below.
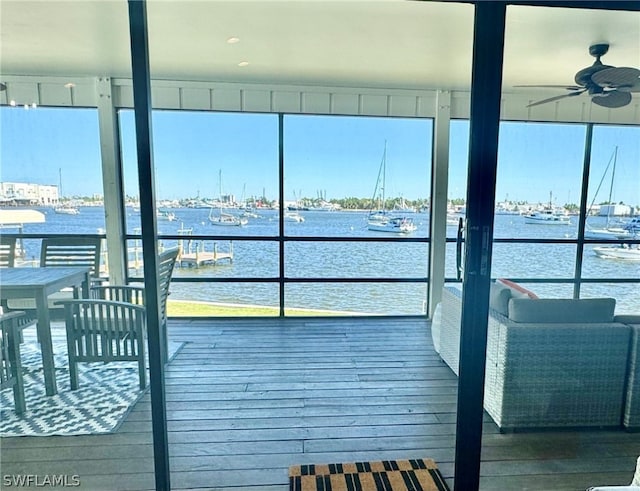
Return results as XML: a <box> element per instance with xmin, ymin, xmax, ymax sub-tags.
<box><xmin>2</xmin><ymin>107</ymin><xmax>639</xmax><ymax>206</ymax></box>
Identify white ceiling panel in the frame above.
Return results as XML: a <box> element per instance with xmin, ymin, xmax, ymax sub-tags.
<box><xmin>0</xmin><ymin>1</ymin><xmax>638</xmax><ymax>98</ymax></box>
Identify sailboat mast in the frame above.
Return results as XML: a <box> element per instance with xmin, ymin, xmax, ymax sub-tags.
<box><xmin>381</xmin><ymin>143</ymin><xmax>386</xmax><ymax>212</ymax></box>
<box><xmin>586</xmin><ymin>147</ymin><xmax>618</xmax><ymax>216</ymax></box>
<box><xmin>218</xmin><ymin>169</ymin><xmax>223</xmax><ymax>211</ymax></box>
<box><xmin>606</xmin><ymin>146</ymin><xmax>618</xmax><ymax>223</ymax></box>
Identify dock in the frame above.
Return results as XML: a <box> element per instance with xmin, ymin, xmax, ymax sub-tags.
<box><xmin>177</xmin><ymin>240</ymin><xmax>234</xmax><ymax>268</ymax></box>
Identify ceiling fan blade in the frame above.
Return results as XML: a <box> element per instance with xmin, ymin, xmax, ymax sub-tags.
<box><xmin>526</xmin><ymin>89</ymin><xmax>586</xmax><ymax>108</ymax></box>
<box><xmin>514</xmin><ymin>84</ymin><xmax>583</xmax><ymax>91</ymax></box>
<box><xmin>592</xmin><ymin>67</ymin><xmax>640</xmax><ymax>93</ymax></box>
<box><xmin>592</xmin><ymin>90</ymin><xmax>632</xmax><ymax>108</ymax></box>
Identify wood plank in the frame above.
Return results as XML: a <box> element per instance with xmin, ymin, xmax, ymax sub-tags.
<box><xmin>1</xmin><ymin>317</ymin><xmax>637</xmax><ymax>491</ymax></box>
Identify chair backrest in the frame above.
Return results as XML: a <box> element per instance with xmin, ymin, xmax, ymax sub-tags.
<box><xmin>157</xmin><ymin>248</ymin><xmax>179</xmax><ymax>326</ymax></box>
<box><xmin>0</xmin><ymin>235</ymin><xmax>17</xmax><ymax>268</ymax></box>
<box><xmin>40</xmin><ymin>237</ymin><xmax>102</xmax><ymax>277</ymax></box>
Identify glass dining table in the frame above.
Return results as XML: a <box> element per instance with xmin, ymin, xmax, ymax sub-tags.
<box><xmin>0</xmin><ymin>267</ymin><xmax>90</xmax><ymax>396</ymax></box>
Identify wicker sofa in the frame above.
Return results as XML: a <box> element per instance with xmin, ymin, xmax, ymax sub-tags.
<box><xmin>617</xmin><ymin>316</ymin><xmax>640</xmax><ymax>431</ymax></box>
<box><xmin>436</xmin><ymin>284</ymin><xmax>632</xmax><ymax>431</ymax></box>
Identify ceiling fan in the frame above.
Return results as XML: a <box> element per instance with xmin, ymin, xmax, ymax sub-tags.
<box><xmin>517</xmin><ymin>43</ymin><xmax>640</xmax><ymax>109</ymax></box>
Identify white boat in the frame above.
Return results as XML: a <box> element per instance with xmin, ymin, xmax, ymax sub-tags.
<box><xmin>284</xmin><ymin>211</ymin><xmax>304</xmax><ymax>222</ymax></box>
<box><xmin>310</xmin><ymin>200</ymin><xmax>341</xmax><ymax>212</ymax></box>
<box><xmin>523</xmin><ymin>209</ymin><xmax>570</xmax><ymax>225</ymax></box>
<box><xmin>593</xmin><ymin>245</ymin><xmax>640</xmax><ymax>261</ymax></box>
<box><xmin>524</xmin><ymin>192</ymin><xmax>570</xmax><ymax>225</ymax></box>
<box><xmin>366</xmin><ymin>142</ymin><xmax>416</xmax><ymax>234</ymax></box>
<box><xmin>157</xmin><ymin>210</ymin><xmax>177</xmax><ymax>221</ymax></box>
<box><xmin>368</xmin><ymin>215</ymin><xmax>416</xmax><ymax>233</ymax></box>
<box><xmin>209</xmin><ymin>208</ymin><xmax>247</xmax><ymax>226</ymax></box>
<box><xmin>585</xmin><ymin>225</ymin><xmax>632</xmax><ymax>240</ymax></box>
<box><xmin>241</xmin><ymin>209</ymin><xmax>260</xmax><ymax>219</ymax></box>
<box><xmin>624</xmin><ymin>216</ymin><xmax>640</xmax><ymax>235</ymax></box>
<box><xmin>53</xmin><ymin>204</ymin><xmax>80</xmax><ymax>215</ymax></box>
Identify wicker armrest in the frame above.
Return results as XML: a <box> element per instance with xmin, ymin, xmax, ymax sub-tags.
<box><xmin>485</xmin><ymin>319</ymin><xmax>630</xmax><ymax>430</ymax></box>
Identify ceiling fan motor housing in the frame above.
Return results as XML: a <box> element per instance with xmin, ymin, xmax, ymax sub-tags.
<box><xmin>589</xmin><ymin>43</ymin><xmax>610</xmax><ymax>58</ymax></box>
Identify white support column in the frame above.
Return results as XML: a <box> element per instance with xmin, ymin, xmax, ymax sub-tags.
<box><xmin>96</xmin><ymin>77</ymin><xmax>127</xmax><ymax>285</ymax></box>
<box><xmin>428</xmin><ymin>90</ymin><xmax>451</xmax><ymax>317</ymax></box>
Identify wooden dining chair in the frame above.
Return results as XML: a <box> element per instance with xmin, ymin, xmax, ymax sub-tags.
<box><xmin>0</xmin><ymin>311</ymin><xmax>35</xmax><ymax>414</ymax></box>
<box><xmin>0</xmin><ymin>236</ymin><xmax>18</xmax><ymax>313</ymax></box>
<box><xmin>40</xmin><ymin>236</ymin><xmax>102</xmax><ymax>279</ymax></box>
<box><xmin>56</xmin><ymin>248</ymin><xmax>179</xmax><ymax>389</ymax></box>
<box><xmin>0</xmin><ymin>235</ymin><xmax>17</xmax><ymax>268</ymax></box>
<box><xmin>5</xmin><ymin>236</ymin><xmax>102</xmax><ymax>315</ymax></box>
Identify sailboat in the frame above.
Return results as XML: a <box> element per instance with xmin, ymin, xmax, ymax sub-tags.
<box><xmin>208</xmin><ymin>170</ymin><xmax>247</xmax><ymax>227</ymax></box>
<box><xmin>367</xmin><ymin>142</ymin><xmax>416</xmax><ymax>234</ymax></box>
<box><xmin>585</xmin><ymin>147</ymin><xmax>634</xmax><ymax>240</ymax></box>
<box><xmin>54</xmin><ymin>168</ymin><xmax>80</xmax><ymax>215</ymax></box>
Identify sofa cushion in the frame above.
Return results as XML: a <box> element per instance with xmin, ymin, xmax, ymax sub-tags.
<box><xmin>614</xmin><ymin>315</ymin><xmax>640</xmax><ymax>325</ymax></box>
<box><xmin>489</xmin><ymin>282</ymin><xmax>512</xmax><ymax>316</ymax></box>
<box><xmin>431</xmin><ymin>302</ymin><xmax>442</xmax><ymax>354</ymax></box>
<box><xmin>497</xmin><ymin>278</ymin><xmax>539</xmax><ymax>299</ymax></box>
<box><xmin>508</xmin><ymin>297</ymin><xmax>616</xmax><ymax>323</ymax></box>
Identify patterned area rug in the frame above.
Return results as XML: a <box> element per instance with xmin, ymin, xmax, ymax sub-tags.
<box><xmin>289</xmin><ymin>458</ymin><xmax>450</xmax><ymax>491</ymax></box>
<box><xmin>0</xmin><ymin>341</ymin><xmax>184</xmax><ymax>437</ymax></box>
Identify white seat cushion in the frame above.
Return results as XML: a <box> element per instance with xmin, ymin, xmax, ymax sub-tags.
<box><xmin>431</xmin><ymin>302</ymin><xmax>442</xmax><ymax>354</ymax></box>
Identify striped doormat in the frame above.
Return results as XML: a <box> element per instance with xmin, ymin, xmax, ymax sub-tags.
<box><xmin>289</xmin><ymin>458</ymin><xmax>450</xmax><ymax>491</ymax></box>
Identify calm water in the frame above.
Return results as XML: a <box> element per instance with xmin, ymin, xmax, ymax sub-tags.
<box><xmin>13</xmin><ymin>207</ymin><xmax>639</xmax><ymax>314</ymax></box>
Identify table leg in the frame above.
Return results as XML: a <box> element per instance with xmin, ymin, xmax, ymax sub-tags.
<box><xmin>75</xmin><ymin>272</ymin><xmax>90</xmax><ymax>299</ymax></box>
<box><xmin>7</xmin><ymin>324</ymin><xmax>26</xmax><ymax>414</ymax></box>
<box><xmin>35</xmin><ymin>291</ymin><xmax>57</xmax><ymax>396</ymax></box>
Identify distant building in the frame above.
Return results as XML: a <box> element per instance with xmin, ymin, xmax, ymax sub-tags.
<box><xmin>0</xmin><ymin>182</ymin><xmax>59</xmax><ymax>206</ymax></box>
<box><xmin>599</xmin><ymin>204</ymin><xmax>632</xmax><ymax>216</ymax></box>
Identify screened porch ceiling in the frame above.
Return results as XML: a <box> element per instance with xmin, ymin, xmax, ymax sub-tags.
<box><xmin>1</xmin><ymin>1</ymin><xmax>639</xmax><ymax>99</ymax></box>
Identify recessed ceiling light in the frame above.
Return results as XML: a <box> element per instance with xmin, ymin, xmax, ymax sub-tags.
<box><xmin>238</xmin><ymin>61</ymin><xmax>249</xmax><ymax>67</ymax></box>
<box><xmin>227</xmin><ymin>37</ymin><xmax>240</xmax><ymax>44</ymax></box>
<box><xmin>64</xmin><ymin>82</ymin><xmax>76</xmax><ymax>89</ymax></box>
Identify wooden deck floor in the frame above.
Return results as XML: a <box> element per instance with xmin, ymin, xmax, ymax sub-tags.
<box><xmin>1</xmin><ymin>317</ymin><xmax>638</xmax><ymax>490</ymax></box>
